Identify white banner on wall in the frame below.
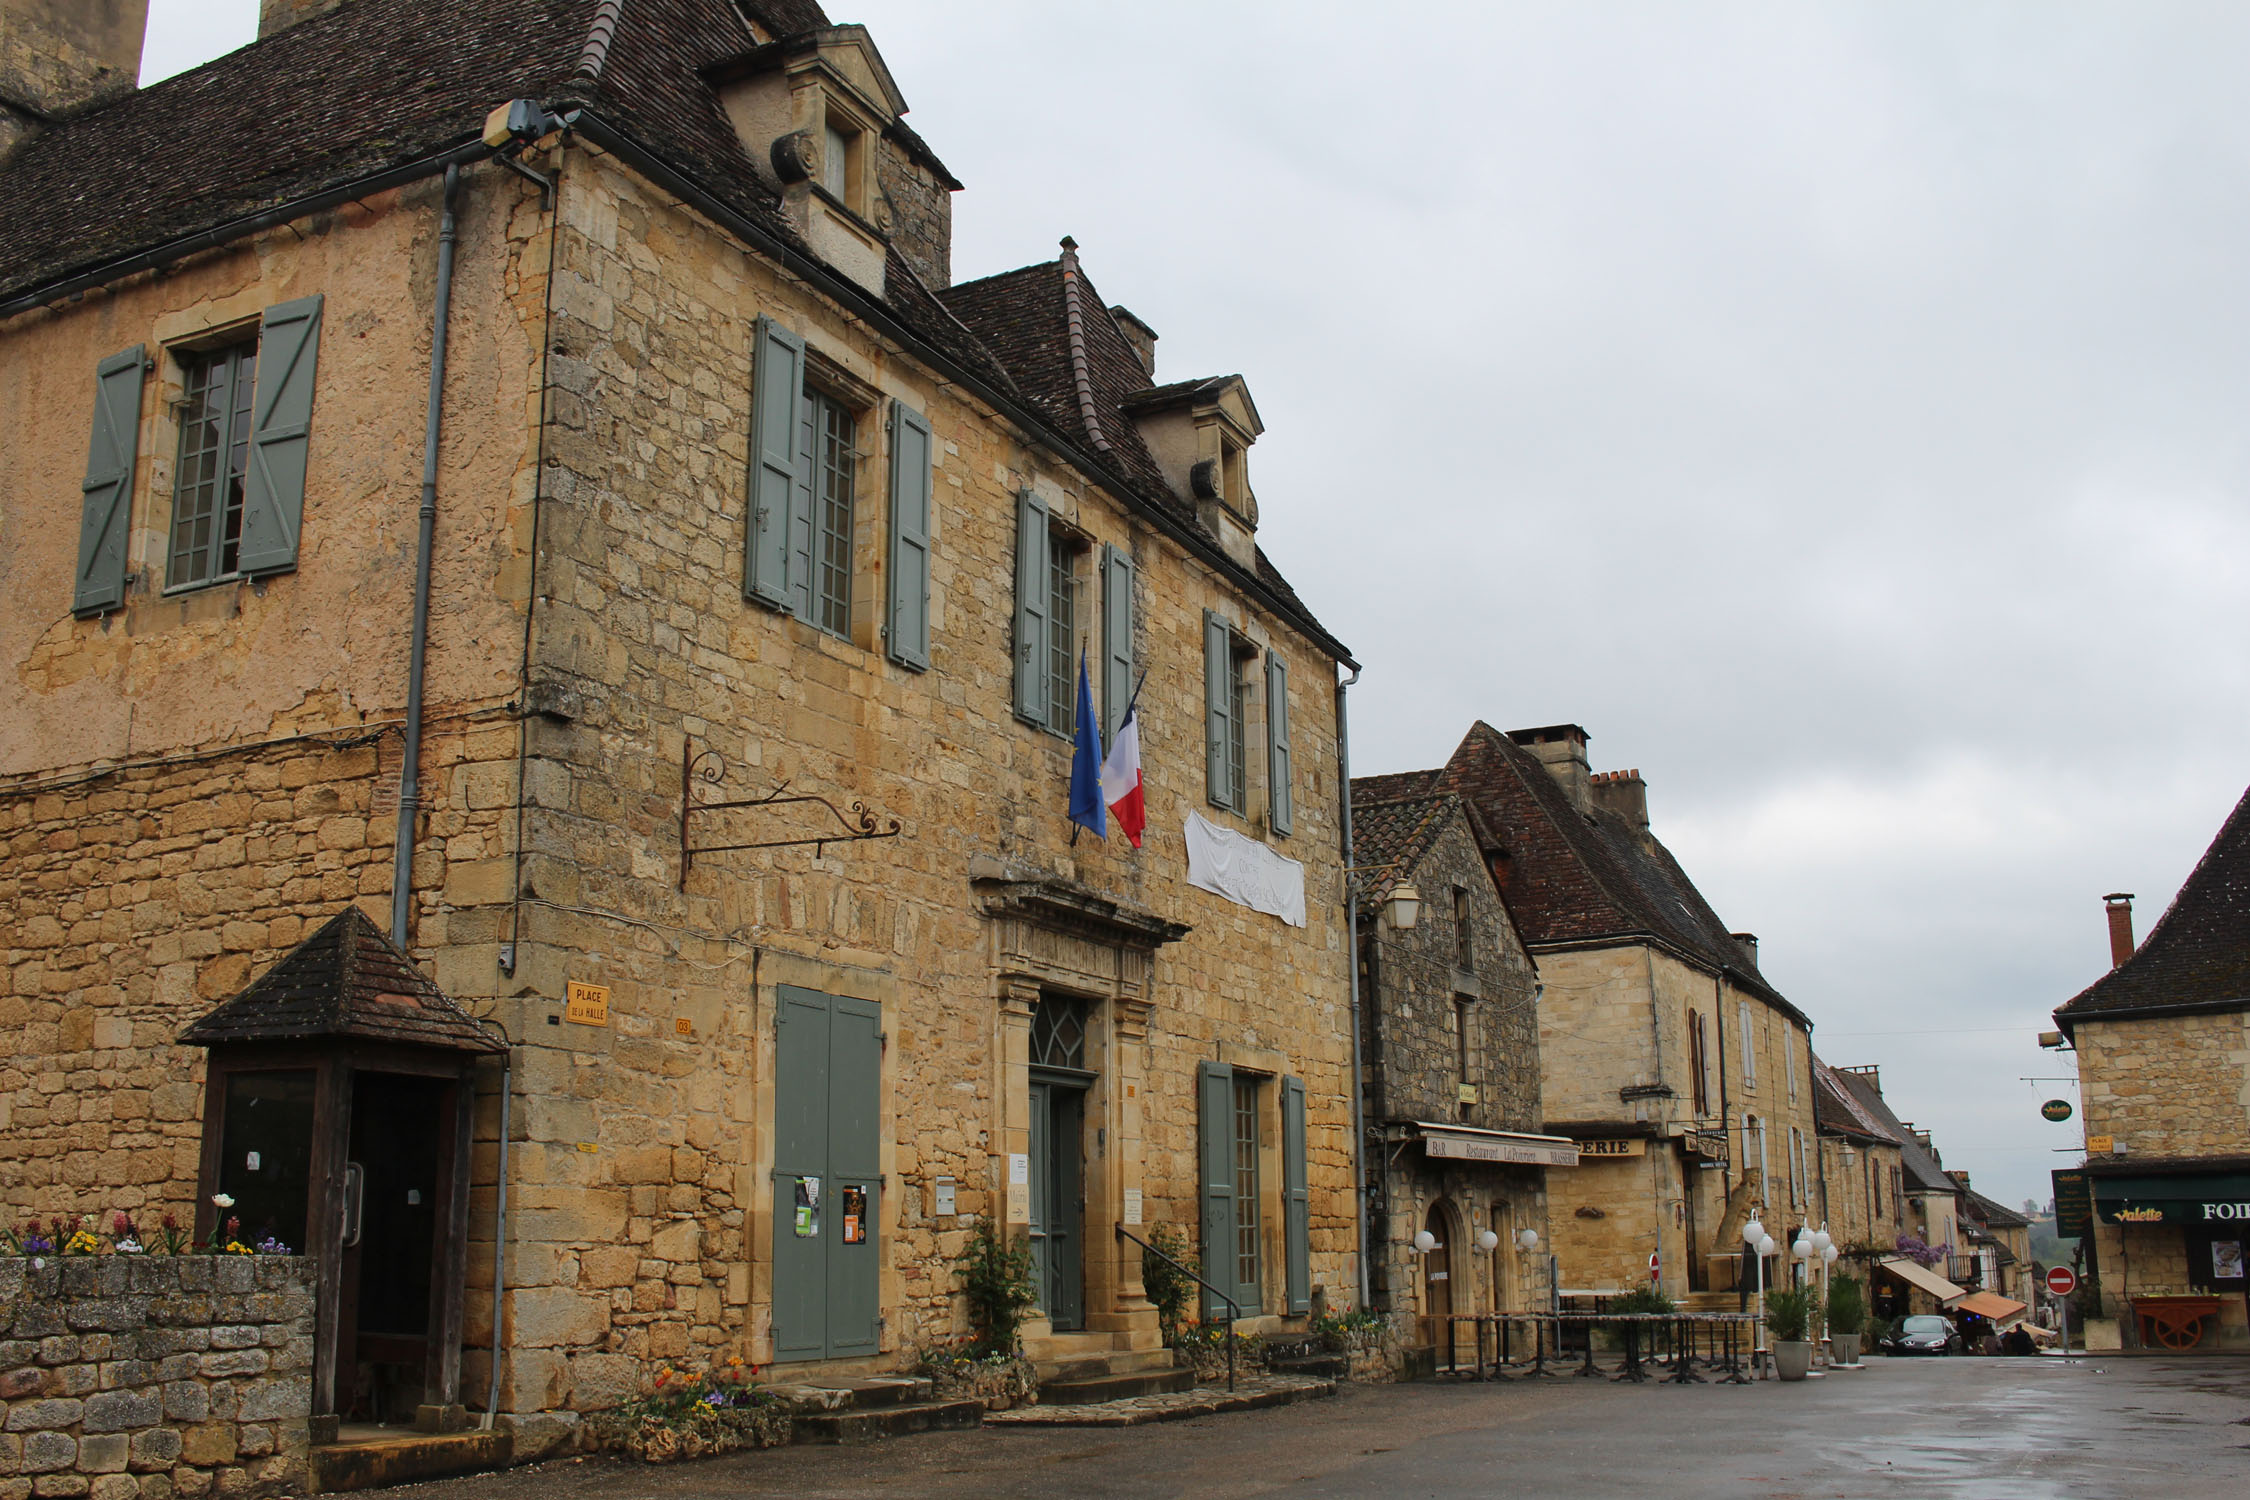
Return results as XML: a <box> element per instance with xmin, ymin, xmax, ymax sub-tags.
<box><xmin>1183</xmin><ymin>812</ymin><xmax>1306</xmax><ymax>927</ymax></box>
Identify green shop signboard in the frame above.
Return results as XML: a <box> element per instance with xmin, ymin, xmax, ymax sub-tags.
<box><xmin>2091</xmin><ymin>1172</ymin><xmax>2250</xmax><ymax>1226</ymax></box>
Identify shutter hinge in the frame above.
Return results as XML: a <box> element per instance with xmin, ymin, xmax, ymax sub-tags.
<box><xmin>878</xmin><ymin>1031</ymin><xmax>887</xmax><ymax>1049</ymax></box>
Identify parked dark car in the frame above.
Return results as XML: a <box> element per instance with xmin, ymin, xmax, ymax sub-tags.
<box><xmin>1882</xmin><ymin>1314</ymin><xmax>1963</xmax><ymax>1356</ymax></box>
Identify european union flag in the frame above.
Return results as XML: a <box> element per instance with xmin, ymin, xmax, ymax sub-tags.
<box><xmin>1068</xmin><ymin>650</ymin><xmax>1106</xmax><ymax>838</ymax></box>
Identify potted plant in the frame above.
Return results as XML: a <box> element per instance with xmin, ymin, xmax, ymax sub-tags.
<box><xmin>1764</xmin><ymin>1286</ymin><xmax>1816</xmax><ymax>1381</ymax></box>
<box><xmin>1827</xmin><ymin>1275</ymin><xmax>1867</xmax><ymax>1367</ymax></box>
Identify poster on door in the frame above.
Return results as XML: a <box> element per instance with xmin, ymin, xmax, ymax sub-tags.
<box><xmin>793</xmin><ymin>1176</ymin><xmax>821</xmax><ymax>1238</ymax></box>
<box><xmin>842</xmin><ymin>1185</ymin><xmax>867</xmax><ymax>1244</ymax></box>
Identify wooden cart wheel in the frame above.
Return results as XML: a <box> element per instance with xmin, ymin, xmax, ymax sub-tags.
<box><xmin>2152</xmin><ymin>1313</ymin><xmax>2205</xmax><ymax>1351</ymax></box>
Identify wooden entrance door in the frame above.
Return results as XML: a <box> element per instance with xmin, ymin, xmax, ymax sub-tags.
<box><xmin>338</xmin><ymin>1072</ymin><xmax>450</xmax><ymax>1419</ymax></box>
<box><xmin>1029</xmin><ymin>1077</ymin><xmax>1087</xmax><ymax>1330</ymax></box>
<box><xmin>1423</xmin><ymin>1201</ymin><xmax>1454</xmax><ymax>1318</ymax></box>
<box><xmin>771</xmin><ymin>986</ymin><xmax>883</xmax><ymax>1362</ymax></box>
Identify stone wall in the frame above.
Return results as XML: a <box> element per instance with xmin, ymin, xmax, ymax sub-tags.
<box><xmin>2075</xmin><ymin>1011</ymin><xmax>2250</xmax><ymax>1158</ymax></box>
<box><xmin>0</xmin><ymin>1256</ymin><xmax>313</xmax><ymax>1500</ymax></box>
<box><xmin>1816</xmin><ymin>1135</ymin><xmax>1904</xmax><ymax>1260</ymax></box>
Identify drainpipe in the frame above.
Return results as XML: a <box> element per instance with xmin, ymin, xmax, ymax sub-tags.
<box><xmin>391</xmin><ymin>163</ymin><xmax>462</xmax><ymax>946</ymax></box>
<box><xmin>1336</xmin><ymin>665</ymin><xmax>1370</xmax><ymax>1309</ymax></box>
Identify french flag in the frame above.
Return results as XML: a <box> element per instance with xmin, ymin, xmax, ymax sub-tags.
<box><xmin>1100</xmin><ymin>705</ymin><xmax>1146</xmax><ymax>849</ymax></box>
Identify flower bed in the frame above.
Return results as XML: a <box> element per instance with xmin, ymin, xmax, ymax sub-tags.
<box><xmin>908</xmin><ymin>1343</ymin><xmax>1039</xmax><ymax>1411</ymax></box>
<box><xmin>582</xmin><ymin>1360</ymin><xmax>793</xmax><ymax>1464</ymax></box>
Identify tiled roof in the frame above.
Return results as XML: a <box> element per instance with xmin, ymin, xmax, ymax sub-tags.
<box><xmin>1830</xmin><ymin>1068</ymin><xmax>1956</xmax><ymax>1197</ymax></box>
<box><xmin>1959</xmin><ymin>1187</ymin><xmax>2030</xmax><ymax>1230</ymax></box>
<box><xmin>1394</xmin><ymin>722</ymin><xmax>1805</xmax><ymax>1025</ymax></box>
<box><xmin>2055</xmin><ymin>786</ymin><xmax>2250</xmax><ymax>1029</ymax></box>
<box><xmin>1347</xmin><ymin>788</ymin><xmax>1462</xmax><ymax>915</ymax></box>
<box><xmin>1812</xmin><ymin>1057</ymin><xmax>1898</xmax><ymax>1144</ymax></box>
<box><xmin>179</xmin><ymin>905</ymin><xmax>505</xmax><ymax>1054</ymax></box>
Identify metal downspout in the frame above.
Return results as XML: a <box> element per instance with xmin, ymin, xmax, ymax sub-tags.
<box><xmin>391</xmin><ymin>164</ymin><xmax>461</xmax><ymax>945</ymax></box>
<box><xmin>1336</xmin><ymin>665</ymin><xmax>1369</xmax><ymax>1309</ymax></box>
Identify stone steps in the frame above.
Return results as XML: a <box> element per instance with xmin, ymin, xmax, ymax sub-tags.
<box><xmin>1268</xmin><ymin>1354</ymin><xmax>1350</xmax><ymax>1380</ymax></box>
<box><xmin>1038</xmin><ymin>1365</ymin><xmax>1199</xmax><ymax>1403</ymax></box>
<box><xmin>778</xmin><ymin>1376</ymin><xmax>984</xmax><ymax>1446</ymax></box>
<box><xmin>309</xmin><ymin>1427</ymin><xmax>511</xmax><ymax>1493</ymax></box>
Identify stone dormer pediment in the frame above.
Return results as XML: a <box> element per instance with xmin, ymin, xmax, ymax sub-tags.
<box><xmin>1122</xmin><ymin>374</ymin><xmax>1264</xmax><ymax>568</ymax></box>
<box><xmin>707</xmin><ymin>25</ymin><xmax>920</xmax><ymax>297</ymax></box>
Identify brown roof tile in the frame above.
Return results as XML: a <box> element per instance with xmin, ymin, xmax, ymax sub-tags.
<box><xmin>2055</xmin><ymin>785</ymin><xmax>2250</xmax><ymax>1029</ymax></box>
<box><xmin>179</xmin><ymin>906</ymin><xmax>504</xmax><ymax>1054</ymax></box>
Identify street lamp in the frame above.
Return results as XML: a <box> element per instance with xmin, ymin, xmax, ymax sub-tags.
<box><xmin>1742</xmin><ymin>1214</ymin><xmax>1771</xmax><ymax>1369</ymax></box>
<box><xmin>1413</xmin><ymin>1229</ymin><xmax>1438</xmax><ymax>1253</ymax></box>
<box><xmin>1382</xmin><ymin>883</ymin><xmax>1423</xmax><ymax>931</ymax></box>
<box><xmin>1477</xmin><ymin>1229</ymin><xmax>1501</xmax><ymax>1252</ymax></box>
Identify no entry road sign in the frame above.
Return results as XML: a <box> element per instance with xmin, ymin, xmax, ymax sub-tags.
<box><xmin>2047</xmin><ymin>1266</ymin><xmax>2079</xmax><ymax>1298</ymax></box>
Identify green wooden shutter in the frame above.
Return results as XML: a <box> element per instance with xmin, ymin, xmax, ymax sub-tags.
<box><xmin>825</xmin><ymin>993</ymin><xmax>884</xmax><ymax>1358</ymax></box>
<box><xmin>236</xmin><ymin>295</ymin><xmax>324</xmax><ymax>576</ymax></box>
<box><xmin>885</xmin><ymin>401</ymin><xmax>933</xmax><ymax>669</ymax></box>
<box><xmin>72</xmin><ymin>345</ymin><xmax>146</xmax><ymax>617</ymax></box>
<box><xmin>1100</xmin><ymin>543</ymin><xmax>1135</xmax><ymax>738</ymax></box>
<box><xmin>1013</xmin><ymin>490</ymin><xmax>1050</xmax><ymax>725</ymax></box>
<box><xmin>1204</xmin><ymin>611</ymin><xmax>1235</xmax><ymax>810</ymax></box>
<box><xmin>1197</xmin><ymin>1060</ymin><xmax>1237</xmax><ymax>1322</ymax></box>
<box><xmin>1265</xmin><ymin>651</ymin><xmax>1293</xmax><ymax>837</ymax></box>
<box><xmin>771</xmin><ymin>986</ymin><xmax>830</xmax><ymax>1360</ymax></box>
<box><xmin>744</xmin><ymin>316</ymin><xmax>804</xmax><ymax>608</ymax></box>
<box><xmin>787</xmin><ymin>388</ymin><xmax>816</xmax><ymax>623</ymax></box>
<box><xmin>1282</xmin><ymin>1076</ymin><xmax>1309</xmax><ymax>1314</ymax></box>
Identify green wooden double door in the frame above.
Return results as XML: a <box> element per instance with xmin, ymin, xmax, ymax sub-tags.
<box><xmin>772</xmin><ymin>986</ymin><xmax>883</xmax><ymax>1362</ymax></box>
<box><xmin>1029</xmin><ymin>1073</ymin><xmax>1089</xmax><ymax>1331</ymax></box>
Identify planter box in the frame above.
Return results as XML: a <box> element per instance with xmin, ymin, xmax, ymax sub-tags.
<box><xmin>1829</xmin><ymin>1332</ymin><xmax>1862</xmax><ymax>1366</ymax></box>
<box><xmin>1772</xmin><ymin>1340</ymin><xmax>1813</xmax><ymax>1381</ymax></box>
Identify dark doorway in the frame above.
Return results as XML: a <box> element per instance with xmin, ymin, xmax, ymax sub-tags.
<box><xmin>340</xmin><ymin>1073</ymin><xmax>450</xmax><ymax>1418</ymax></box>
<box><xmin>1029</xmin><ymin>1078</ymin><xmax>1087</xmax><ymax>1330</ymax></box>
<box><xmin>1423</xmin><ymin>1200</ymin><xmax>1454</xmax><ymax>1319</ymax></box>
<box><xmin>215</xmin><ymin>1069</ymin><xmax>316</xmax><ymax>1251</ymax></box>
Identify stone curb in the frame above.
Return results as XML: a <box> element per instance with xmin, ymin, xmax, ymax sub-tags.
<box><xmin>982</xmin><ymin>1376</ymin><xmax>1337</xmax><ymax>1428</ymax></box>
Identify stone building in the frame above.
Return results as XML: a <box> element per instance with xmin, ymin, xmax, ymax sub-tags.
<box><xmin>1827</xmin><ymin>1066</ymin><xmax>1970</xmax><ymax>1317</ymax></box>
<box><xmin>1346</xmin><ymin>786</ymin><xmax>1569</xmax><ymax>1343</ymax></box>
<box><xmin>1953</xmin><ymin>1179</ymin><xmax>2033</xmax><ymax>1306</ymax></box>
<box><xmin>0</xmin><ymin>0</ymin><xmax>1360</xmax><ymax>1445</ymax></box>
<box><xmin>1810</xmin><ymin>1056</ymin><xmax>1906</xmax><ymax>1275</ymax></box>
<box><xmin>1357</xmin><ymin>724</ymin><xmax>1822</xmax><ymax>1303</ymax></box>
<box><xmin>2054</xmin><ymin>787</ymin><xmax>2250</xmax><ymax>1352</ymax></box>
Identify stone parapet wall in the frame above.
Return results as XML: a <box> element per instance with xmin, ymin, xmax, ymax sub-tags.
<box><xmin>0</xmin><ymin>1256</ymin><xmax>313</xmax><ymax>1500</ymax></box>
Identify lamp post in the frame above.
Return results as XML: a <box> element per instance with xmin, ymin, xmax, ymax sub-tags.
<box><xmin>1811</xmin><ymin>1225</ymin><xmax>1834</xmax><ymax>1359</ymax></box>
<box><xmin>1517</xmin><ymin>1227</ymin><xmax>1550</xmax><ymax>1315</ymax></box>
<box><xmin>1741</xmin><ymin>1213</ymin><xmax>1769</xmax><ymax>1371</ymax></box>
<box><xmin>1790</xmin><ymin>1230</ymin><xmax>1816</xmax><ymax>1372</ymax></box>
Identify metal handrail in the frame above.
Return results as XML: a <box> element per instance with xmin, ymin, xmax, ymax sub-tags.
<box><xmin>1116</xmin><ymin>1225</ymin><xmax>1239</xmax><ymax>1392</ymax></box>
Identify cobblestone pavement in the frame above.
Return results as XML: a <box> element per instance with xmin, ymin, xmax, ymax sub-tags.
<box><xmin>409</xmin><ymin>1356</ymin><xmax>2250</xmax><ymax>1499</ymax></box>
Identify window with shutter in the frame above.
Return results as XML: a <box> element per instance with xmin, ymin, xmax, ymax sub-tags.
<box><xmin>808</xmin><ymin>389</ymin><xmax>855</xmax><ymax>638</ymax></box>
<box><xmin>1785</xmin><ymin>1025</ymin><xmax>1797</xmax><ymax>1101</ymax></box>
<box><xmin>1282</xmin><ymin>1076</ymin><xmax>1309</xmax><ymax>1314</ymax></box>
<box><xmin>1264</xmin><ymin>650</ymin><xmax>1292</xmax><ymax>836</ymax></box>
<box><xmin>884</xmin><ymin>402</ymin><xmax>932</xmax><ymax>669</ymax></box>
<box><xmin>167</xmin><ymin>341</ymin><xmax>257</xmax><ymax>589</ymax></box>
<box><xmin>72</xmin><ymin>345</ymin><xmax>146</xmax><ymax>617</ymax></box>
<box><xmin>745</xmin><ymin>316</ymin><xmax>805</xmax><ymax>608</ymax></box>
<box><xmin>1013</xmin><ymin>490</ymin><xmax>1050</xmax><ymax>725</ymax></box>
<box><xmin>1740</xmin><ymin>1002</ymin><xmax>1756</xmax><ymax>1089</ymax></box>
<box><xmin>1197</xmin><ymin>1060</ymin><xmax>1238</xmax><ymax>1321</ymax></box>
<box><xmin>1045</xmin><ymin>537</ymin><xmax>1080</xmax><ymax>737</ymax></box>
<box><xmin>1203</xmin><ymin>611</ymin><xmax>1245</xmax><ymax>812</ymax></box>
<box><xmin>235</xmin><ymin>295</ymin><xmax>323</xmax><ymax>577</ymax></box>
<box><xmin>1100</xmin><ymin>544</ymin><xmax>1135</xmax><ymax>738</ymax></box>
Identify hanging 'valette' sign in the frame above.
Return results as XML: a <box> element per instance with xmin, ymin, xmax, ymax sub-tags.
<box><xmin>2041</xmin><ymin>1099</ymin><xmax>2074</xmax><ymax>1122</ymax></box>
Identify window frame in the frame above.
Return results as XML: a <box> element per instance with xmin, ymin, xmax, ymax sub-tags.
<box><xmin>1739</xmin><ymin>1002</ymin><xmax>1756</xmax><ymax>1090</ymax></box>
<box><xmin>1043</xmin><ymin>526</ymin><xmax>1084</xmax><ymax>738</ymax></box>
<box><xmin>1231</xmin><ymin>1074</ymin><xmax>1262</xmax><ymax>1298</ymax></box>
<box><xmin>804</xmin><ymin>384</ymin><xmax>859</xmax><ymax>640</ymax></box>
<box><xmin>163</xmin><ymin>336</ymin><xmax>260</xmax><ymax>594</ymax></box>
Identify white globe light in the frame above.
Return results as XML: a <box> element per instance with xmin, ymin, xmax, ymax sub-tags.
<box><xmin>1812</xmin><ymin>1228</ymin><xmax>1833</xmax><ymax>1253</ymax></box>
<box><xmin>1478</xmin><ymin>1229</ymin><xmax>1501</xmax><ymax>1252</ymax></box>
<box><xmin>1413</xmin><ymin>1230</ymin><xmax>1438</xmax><ymax>1253</ymax></box>
<box><xmin>1792</xmin><ymin>1233</ymin><xmax>1814</xmax><ymax>1261</ymax></box>
<box><xmin>1517</xmin><ymin>1228</ymin><xmax>1540</xmax><ymax>1252</ymax></box>
<box><xmin>1741</xmin><ymin>1218</ymin><xmax>1766</xmax><ymax>1246</ymax></box>
<box><xmin>1758</xmin><ymin>1235</ymin><xmax>1776</xmax><ymax>1258</ymax></box>
<box><xmin>1823</xmin><ymin>1245</ymin><xmax>1839</xmax><ymax>1265</ymax></box>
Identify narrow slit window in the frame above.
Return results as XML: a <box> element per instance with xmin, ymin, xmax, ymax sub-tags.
<box><xmin>810</xmin><ymin>390</ymin><xmax>855</xmax><ymax>638</ymax></box>
<box><xmin>168</xmin><ymin>341</ymin><xmax>257</xmax><ymax>588</ymax></box>
<box><xmin>1233</xmin><ymin>1076</ymin><xmax>1261</xmax><ymax>1295</ymax></box>
<box><xmin>1045</xmin><ymin>536</ymin><xmax>1079</xmax><ymax>737</ymax></box>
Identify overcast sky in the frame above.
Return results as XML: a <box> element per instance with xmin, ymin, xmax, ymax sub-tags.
<box><xmin>146</xmin><ymin>2</ymin><xmax>2249</xmax><ymax>1215</ymax></box>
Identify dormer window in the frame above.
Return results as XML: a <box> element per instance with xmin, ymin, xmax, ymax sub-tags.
<box><xmin>1221</xmin><ymin>435</ymin><xmax>1248</xmax><ymax>516</ymax></box>
<box><xmin>821</xmin><ymin>114</ymin><xmax>861</xmax><ymax>208</ymax></box>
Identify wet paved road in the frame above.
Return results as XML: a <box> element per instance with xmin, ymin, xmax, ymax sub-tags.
<box><xmin>420</xmin><ymin>1356</ymin><xmax>2250</xmax><ymax>1499</ymax></box>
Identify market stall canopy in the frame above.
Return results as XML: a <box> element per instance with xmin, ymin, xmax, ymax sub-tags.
<box><xmin>1880</xmin><ymin>1256</ymin><xmax>1969</xmax><ymax>1304</ymax></box>
<box><xmin>1955</xmin><ymin>1291</ymin><xmax>2028</xmax><ymax>1324</ymax></box>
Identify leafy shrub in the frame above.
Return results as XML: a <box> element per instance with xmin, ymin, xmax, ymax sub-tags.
<box><xmin>1764</xmin><ymin>1286</ymin><xmax>1816</xmax><ymax>1343</ymax></box>
<box><xmin>584</xmin><ymin>1359</ymin><xmax>790</xmax><ymax>1464</ymax></box>
<box><xmin>907</xmin><ymin>1341</ymin><xmax>1038</xmax><ymax>1411</ymax></box>
<box><xmin>1612</xmin><ymin>1285</ymin><xmax>1676</xmax><ymax>1315</ymax></box>
<box><xmin>1140</xmin><ymin>1225</ymin><xmax>1200</xmax><ymax>1347</ymax></box>
<box><xmin>1826</xmin><ymin>1275</ymin><xmax>1867</xmax><ymax>1336</ymax></box>
<box><xmin>955</xmin><ymin>1217</ymin><xmax>1038</xmax><ymax>1359</ymax></box>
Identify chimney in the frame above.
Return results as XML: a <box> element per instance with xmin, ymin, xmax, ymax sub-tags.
<box><xmin>1109</xmin><ymin>305</ymin><xmax>1158</xmax><ymax>381</ymax></box>
<box><xmin>1589</xmin><ymin>768</ymin><xmax>1647</xmax><ymax>831</ymax></box>
<box><xmin>2104</xmin><ymin>892</ymin><xmax>2134</xmax><ymax>968</ymax></box>
<box><xmin>0</xmin><ymin>0</ymin><xmax>148</xmax><ymax>127</ymax></box>
<box><xmin>1507</xmin><ymin>724</ymin><xmax>1592</xmax><ymax>813</ymax></box>
<box><xmin>1730</xmin><ymin>932</ymin><xmax>1759</xmax><ymax>968</ymax></box>
<box><xmin>259</xmin><ymin>0</ymin><xmax>349</xmax><ymax>35</ymax></box>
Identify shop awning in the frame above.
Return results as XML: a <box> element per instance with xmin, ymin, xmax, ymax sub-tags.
<box><xmin>1954</xmin><ymin>1291</ymin><xmax>2027</xmax><ymax>1324</ymax></box>
<box><xmin>1879</xmin><ymin>1256</ymin><xmax>1969</xmax><ymax>1304</ymax></box>
<box><xmin>1413</xmin><ymin>1123</ymin><xmax>1580</xmax><ymax>1168</ymax></box>
<box><xmin>2090</xmin><ymin>1170</ymin><xmax>2250</xmax><ymax>1226</ymax></box>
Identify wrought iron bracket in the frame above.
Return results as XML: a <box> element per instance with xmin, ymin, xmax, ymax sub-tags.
<box><xmin>678</xmin><ymin>737</ymin><xmax>902</xmax><ymax>889</ymax></box>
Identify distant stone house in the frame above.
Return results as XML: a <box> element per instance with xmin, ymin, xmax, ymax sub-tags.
<box><xmin>2055</xmin><ymin>786</ymin><xmax>2250</xmax><ymax>1352</ymax></box>
<box><xmin>1347</xmin><ymin>786</ymin><xmax>1568</xmax><ymax>1342</ymax></box>
<box><xmin>1811</xmin><ymin>1056</ymin><xmax>1906</xmax><ymax>1273</ymax></box>
<box><xmin>0</xmin><ymin>0</ymin><xmax>1359</xmax><ymax>1444</ymax></box>
<box><xmin>1827</xmin><ymin>1066</ymin><xmax>1970</xmax><ymax>1317</ymax></box>
<box><xmin>1953</xmin><ymin>1180</ymin><xmax>2033</xmax><ymax>1306</ymax></box>
<box><xmin>1358</xmin><ymin>723</ymin><xmax>1822</xmax><ymax>1302</ymax></box>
